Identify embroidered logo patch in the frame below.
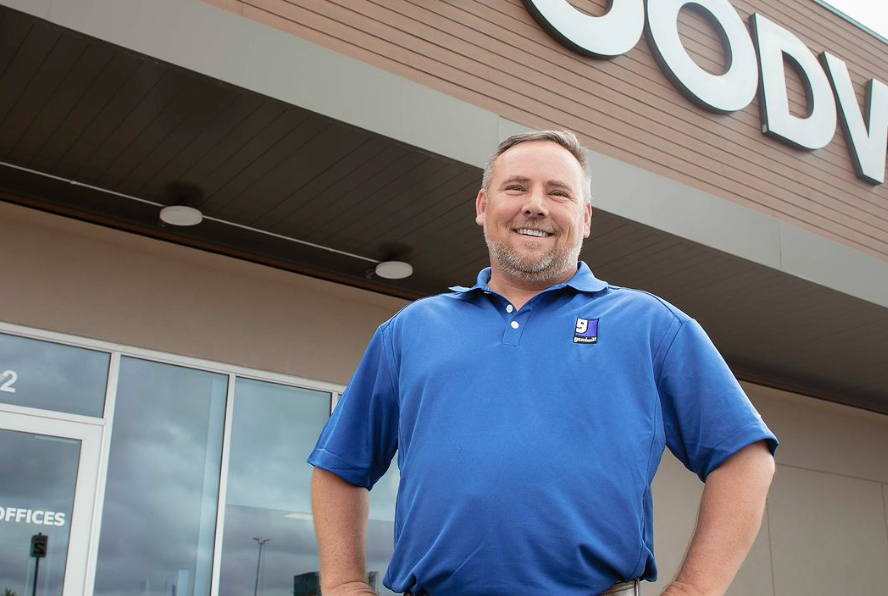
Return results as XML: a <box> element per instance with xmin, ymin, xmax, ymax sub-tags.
<box><xmin>573</xmin><ymin>317</ymin><xmax>599</xmax><ymax>344</ymax></box>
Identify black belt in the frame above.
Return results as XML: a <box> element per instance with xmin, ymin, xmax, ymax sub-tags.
<box><xmin>404</xmin><ymin>578</ymin><xmax>640</xmax><ymax>596</ymax></box>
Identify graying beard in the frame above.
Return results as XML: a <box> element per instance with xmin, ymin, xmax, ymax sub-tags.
<box><xmin>484</xmin><ymin>228</ymin><xmax>581</xmax><ymax>284</ymax></box>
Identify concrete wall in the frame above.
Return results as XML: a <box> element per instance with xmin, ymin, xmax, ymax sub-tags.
<box><xmin>3</xmin><ymin>201</ymin><xmax>887</xmax><ymax>596</ymax></box>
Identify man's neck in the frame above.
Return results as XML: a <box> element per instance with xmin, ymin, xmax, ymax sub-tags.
<box><xmin>487</xmin><ymin>264</ymin><xmax>576</xmax><ymax>310</ymax></box>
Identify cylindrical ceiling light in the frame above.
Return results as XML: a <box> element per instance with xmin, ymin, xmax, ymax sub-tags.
<box><xmin>374</xmin><ymin>261</ymin><xmax>413</xmax><ymax>279</ymax></box>
<box><xmin>159</xmin><ymin>205</ymin><xmax>203</xmax><ymax>226</ymax></box>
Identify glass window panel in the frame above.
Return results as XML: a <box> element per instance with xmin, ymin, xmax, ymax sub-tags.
<box><xmin>218</xmin><ymin>378</ymin><xmax>331</xmax><ymax>596</ymax></box>
<box><xmin>0</xmin><ymin>332</ymin><xmax>109</xmax><ymax>417</ymax></box>
<box><xmin>94</xmin><ymin>357</ymin><xmax>227</xmax><ymax>596</ymax></box>
<box><xmin>0</xmin><ymin>429</ymin><xmax>80</xmax><ymax>596</ymax></box>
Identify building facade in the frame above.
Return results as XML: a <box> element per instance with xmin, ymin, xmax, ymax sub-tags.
<box><xmin>0</xmin><ymin>0</ymin><xmax>887</xmax><ymax>595</ymax></box>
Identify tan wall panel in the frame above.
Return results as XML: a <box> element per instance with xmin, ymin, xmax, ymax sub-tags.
<box><xmin>748</xmin><ymin>382</ymin><xmax>888</xmax><ymax>483</ymax></box>
<box><xmin>202</xmin><ymin>0</ymin><xmax>888</xmax><ymax>262</ymax></box>
<box><xmin>767</xmin><ymin>467</ymin><xmax>888</xmax><ymax>596</ymax></box>
<box><xmin>651</xmin><ymin>382</ymin><xmax>888</xmax><ymax>595</ymax></box>
<box><xmin>0</xmin><ymin>201</ymin><xmax>406</xmax><ymax>385</ymax></box>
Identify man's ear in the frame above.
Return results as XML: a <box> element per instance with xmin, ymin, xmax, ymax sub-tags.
<box><xmin>583</xmin><ymin>201</ymin><xmax>592</xmax><ymax>238</ymax></box>
<box><xmin>475</xmin><ymin>188</ymin><xmax>487</xmax><ymax>227</ymax></box>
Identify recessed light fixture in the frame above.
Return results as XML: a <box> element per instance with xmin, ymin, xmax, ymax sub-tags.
<box><xmin>375</xmin><ymin>260</ymin><xmax>413</xmax><ymax>279</ymax></box>
<box><xmin>159</xmin><ymin>205</ymin><xmax>203</xmax><ymax>226</ymax></box>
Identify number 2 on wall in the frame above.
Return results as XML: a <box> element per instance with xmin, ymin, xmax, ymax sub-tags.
<box><xmin>0</xmin><ymin>370</ymin><xmax>17</xmax><ymax>393</ymax></box>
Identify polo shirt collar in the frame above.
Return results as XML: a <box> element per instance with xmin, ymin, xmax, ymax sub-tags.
<box><xmin>448</xmin><ymin>261</ymin><xmax>608</xmax><ymax>294</ymax></box>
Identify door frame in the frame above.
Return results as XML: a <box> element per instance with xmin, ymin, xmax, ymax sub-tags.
<box><xmin>0</xmin><ymin>408</ymin><xmax>103</xmax><ymax>596</ymax></box>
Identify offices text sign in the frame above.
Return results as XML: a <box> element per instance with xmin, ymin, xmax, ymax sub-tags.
<box><xmin>522</xmin><ymin>0</ymin><xmax>888</xmax><ymax>185</ymax></box>
<box><xmin>0</xmin><ymin>505</ymin><xmax>67</xmax><ymax>527</ymax></box>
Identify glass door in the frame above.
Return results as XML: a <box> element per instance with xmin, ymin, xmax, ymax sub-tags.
<box><xmin>0</xmin><ymin>411</ymin><xmax>102</xmax><ymax>596</ymax></box>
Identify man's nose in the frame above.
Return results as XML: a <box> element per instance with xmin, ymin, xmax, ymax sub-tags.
<box><xmin>522</xmin><ymin>187</ymin><xmax>548</xmax><ymax>217</ymax></box>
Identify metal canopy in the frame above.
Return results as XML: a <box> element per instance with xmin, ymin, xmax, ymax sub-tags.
<box><xmin>1</xmin><ymin>6</ymin><xmax>886</xmax><ymax>414</ymax></box>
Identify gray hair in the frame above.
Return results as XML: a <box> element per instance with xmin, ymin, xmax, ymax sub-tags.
<box><xmin>481</xmin><ymin>130</ymin><xmax>592</xmax><ymax>204</ymax></box>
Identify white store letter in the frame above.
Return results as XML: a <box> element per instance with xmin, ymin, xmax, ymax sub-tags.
<box><xmin>521</xmin><ymin>0</ymin><xmax>645</xmax><ymax>57</ymax></box>
<box><xmin>822</xmin><ymin>51</ymin><xmax>888</xmax><ymax>184</ymax></box>
<box><xmin>751</xmin><ymin>13</ymin><xmax>836</xmax><ymax>150</ymax></box>
<box><xmin>646</xmin><ymin>0</ymin><xmax>758</xmax><ymax>112</ymax></box>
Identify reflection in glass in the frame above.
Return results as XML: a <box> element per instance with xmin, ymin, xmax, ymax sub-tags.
<box><xmin>218</xmin><ymin>378</ymin><xmax>331</xmax><ymax>596</ymax></box>
<box><xmin>0</xmin><ymin>332</ymin><xmax>109</xmax><ymax>417</ymax></box>
<box><xmin>94</xmin><ymin>357</ymin><xmax>226</xmax><ymax>596</ymax></box>
<box><xmin>0</xmin><ymin>429</ymin><xmax>80</xmax><ymax>596</ymax></box>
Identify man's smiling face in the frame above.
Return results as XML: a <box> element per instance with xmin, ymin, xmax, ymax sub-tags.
<box><xmin>476</xmin><ymin>140</ymin><xmax>591</xmax><ymax>285</ymax></box>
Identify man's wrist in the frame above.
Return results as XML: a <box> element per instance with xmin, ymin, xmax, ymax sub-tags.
<box><xmin>658</xmin><ymin>579</ymin><xmax>710</xmax><ymax>596</ymax></box>
<box><xmin>321</xmin><ymin>580</ymin><xmax>377</xmax><ymax>596</ymax></box>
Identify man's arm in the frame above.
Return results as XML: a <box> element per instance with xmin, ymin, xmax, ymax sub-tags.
<box><xmin>660</xmin><ymin>440</ymin><xmax>776</xmax><ymax>596</ymax></box>
<box><xmin>311</xmin><ymin>467</ymin><xmax>377</xmax><ymax>596</ymax></box>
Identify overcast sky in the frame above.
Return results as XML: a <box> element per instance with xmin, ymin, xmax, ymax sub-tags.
<box><xmin>821</xmin><ymin>0</ymin><xmax>888</xmax><ymax>39</ymax></box>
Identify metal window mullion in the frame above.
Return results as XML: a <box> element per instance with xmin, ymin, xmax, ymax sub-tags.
<box><xmin>210</xmin><ymin>372</ymin><xmax>237</xmax><ymax>596</ymax></box>
<box><xmin>83</xmin><ymin>350</ymin><xmax>121</xmax><ymax>596</ymax></box>
<box><xmin>0</xmin><ymin>402</ymin><xmax>103</xmax><ymax>424</ymax></box>
<box><xmin>0</xmin><ymin>320</ymin><xmax>346</xmax><ymax>395</ymax></box>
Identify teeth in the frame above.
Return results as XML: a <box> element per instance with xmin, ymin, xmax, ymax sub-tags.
<box><xmin>516</xmin><ymin>228</ymin><xmax>549</xmax><ymax>237</ymax></box>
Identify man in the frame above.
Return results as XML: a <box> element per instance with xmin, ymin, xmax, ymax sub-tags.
<box><xmin>309</xmin><ymin>130</ymin><xmax>777</xmax><ymax>596</ymax></box>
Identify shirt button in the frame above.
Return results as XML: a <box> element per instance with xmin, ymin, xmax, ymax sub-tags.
<box><xmin>506</xmin><ymin>305</ymin><xmax>514</xmax><ymax>313</ymax></box>
<box><xmin>511</xmin><ymin>321</ymin><xmax>519</xmax><ymax>329</ymax></box>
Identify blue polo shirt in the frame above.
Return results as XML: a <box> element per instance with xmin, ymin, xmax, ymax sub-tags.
<box><xmin>308</xmin><ymin>262</ymin><xmax>777</xmax><ymax>596</ymax></box>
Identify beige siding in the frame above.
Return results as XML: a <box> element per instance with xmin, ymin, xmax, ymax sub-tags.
<box><xmin>198</xmin><ymin>0</ymin><xmax>888</xmax><ymax>262</ymax></box>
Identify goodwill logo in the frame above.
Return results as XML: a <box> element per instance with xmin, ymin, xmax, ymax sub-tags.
<box><xmin>573</xmin><ymin>318</ymin><xmax>599</xmax><ymax>344</ymax></box>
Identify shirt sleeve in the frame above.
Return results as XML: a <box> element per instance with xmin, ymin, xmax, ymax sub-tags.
<box><xmin>657</xmin><ymin>318</ymin><xmax>778</xmax><ymax>481</ymax></box>
<box><xmin>307</xmin><ymin>322</ymin><xmax>400</xmax><ymax>488</ymax></box>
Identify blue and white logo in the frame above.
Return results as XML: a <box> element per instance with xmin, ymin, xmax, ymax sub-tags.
<box><xmin>573</xmin><ymin>318</ymin><xmax>599</xmax><ymax>344</ymax></box>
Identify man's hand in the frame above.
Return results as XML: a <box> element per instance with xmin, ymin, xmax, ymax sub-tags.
<box><xmin>660</xmin><ymin>441</ymin><xmax>775</xmax><ymax>596</ymax></box>
<box><xmin>311</xmin><ymin>467</ymin><xmax>377</xmax><ymax>596</ymax></box>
